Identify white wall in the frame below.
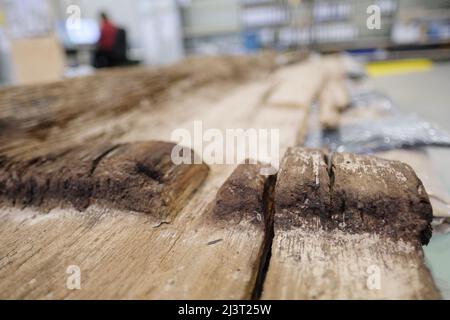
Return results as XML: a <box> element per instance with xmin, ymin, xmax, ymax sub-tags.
<box><xmin>136</xmin><ymin>0</ymin><xmax>184</xmax><ymax>65</ymax></box>
<box><xmin>182</xmin><ymin>0</ymin><xmax>241</xmax><ymax>37</ymax></box>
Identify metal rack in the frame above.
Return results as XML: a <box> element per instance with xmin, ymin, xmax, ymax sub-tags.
<box><xmin>241</xmin><ymin>0</ymin><xmax>398</xmax><ymax>51</ymax></box>
<box><xmin>178</xmin><ymin>0</ymin><xmax>450</xmax><ymax>54</ymax></box>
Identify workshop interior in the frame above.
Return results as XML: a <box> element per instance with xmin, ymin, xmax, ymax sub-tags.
<box><xmin>0</xmin><ymin>0</ymin><xmax>450</xmax><ymax>301</ymax></box>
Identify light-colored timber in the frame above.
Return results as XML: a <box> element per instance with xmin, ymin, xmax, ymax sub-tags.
<box><xmin>0</xmin><ymin>54</ymin><xmax>308</xmax><ymax>299</ymax></box>
<box><xmin>0</xmin><ymin>54</ymin><xmax>442</xmax><ymax>300</ymax></box>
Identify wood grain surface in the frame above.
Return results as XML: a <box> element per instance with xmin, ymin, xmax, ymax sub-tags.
<box><xmin>262</xmin><ymin>148</ymin><xmax>440</xmax><ymax>299</ymax></box>
<box><xmin>0</xmin><ymin>54</ymin><xmax>441</xmax><ymax>299</ymax></box>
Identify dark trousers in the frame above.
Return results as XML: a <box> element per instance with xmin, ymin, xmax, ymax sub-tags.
<box><xmin>93</xmin><ymin>49</ymin><xmax>115</xmax><ymax>68</ymax></box>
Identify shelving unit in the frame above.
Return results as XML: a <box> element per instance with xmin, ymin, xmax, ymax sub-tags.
<box><xmin>178</xmin><ymin>0</ymin><xmax>450</xmax><ymax>55</ymax></box>
<box><xmin>241</xmin><ymin>0</ymin><xmax>398</xmax><ymax>51</ymax></box>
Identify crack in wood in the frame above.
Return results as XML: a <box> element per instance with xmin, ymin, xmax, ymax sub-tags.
<box><xmin>262</xmin><ymin>147</ymin><xmax>439</xmax><ymax>299</ymax></box>
<box><xmin>251</xmin><ymin>172</ymin><xmax>276</xmax><ymax>299</ymax></box>
<box><xmin>273</xmin><ymin>147</ymin><xmax>433</xmax><ymax>245</ymax></box>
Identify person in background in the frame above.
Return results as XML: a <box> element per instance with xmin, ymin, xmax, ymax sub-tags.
<box><xmin>93</xmin><ymin>12</ymin><xmax>118</xmax><ymax>68</ymax></box>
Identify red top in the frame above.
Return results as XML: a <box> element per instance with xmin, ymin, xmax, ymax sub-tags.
<box><xmin>99</xmin><ymin>20</ymin><xmax>117</xmax><ymax>50</ymax></box>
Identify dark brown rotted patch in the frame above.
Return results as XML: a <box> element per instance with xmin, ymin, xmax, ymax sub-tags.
<box><xmin>0</xmin><ymin>141</ymin><xmax>209</xmax><ymax>220</ymax></box>
<box><xmin>330</xmin><ymin>152</ymin><xmax>433</xmax><ymax>245</ymax></box>
<box><xmin>0</xmin><ymin>145</ymin><xmax>101</xmax><ymax>210</ymax></box>
<box><xmin>91</xmin><ymin>141</ymin><xmax>208</xmax><ymax>218</ymax></box>
<box><xmin>213</xmin><ymin>162</ymin><xmax>276</xmax><ymax>228</ymax></box>
<box><xmin>274</xmin><ymin>148</ymin><xmax>433</xmax><ymax>245</ymax></box>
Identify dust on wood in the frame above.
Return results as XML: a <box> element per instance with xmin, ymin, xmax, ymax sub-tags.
<box><xmin>262</xmin><ymin>148</ymin><xmax>440</xmax><ymax>299</ymax></box>
<box><xmin>0</xmin><ymin>54</ymin><xmax>440</xmax><ymax>300</ymax></box>
<box><xmin>0</xmin><ymin>53</ymin><xmax>307</xmax><ymax>299</ymax></box>
<box><xmin>0</xmin><ymin>141</ymin><xmax>209</xmax><ymax>221</ymax></box>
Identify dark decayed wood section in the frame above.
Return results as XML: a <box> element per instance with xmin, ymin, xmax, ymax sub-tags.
<box><xmin>262</xmin><ymin>148</ymin><xmax>440</xmax><ymax>299</ymax></box>
<box><xmin>213</xmin><ymin>163</ymin><xmax>275</xmax><ymax>228</ymax></box>
<box><xmin>0</xmin><ymin>54</ymin><xmax>295</xmax><ymax>299</ymax></box>
<box><xmin>0</xmin><ymin>55</ymin><xmax>276</xmax><ymax>143</ymax></box>
<box><xmin>0</xmin><ymin>141</ymin><xmax>209</xmax><ymax>221</ymax></box>
<box><xmin>140</xmin><ymin>162</ymin><xmax>276</xmax><ymax>299</ymax></box>
<box><xmin>0</xmin><ymin>55</ymin><xmax>441</xmax><ymax>299</ymax></box>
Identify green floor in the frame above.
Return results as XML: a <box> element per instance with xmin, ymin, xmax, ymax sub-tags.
<box><xmin>368</xmin><ymin>62</ymin><xmax>450</xmax><ymax>299</ymax></box>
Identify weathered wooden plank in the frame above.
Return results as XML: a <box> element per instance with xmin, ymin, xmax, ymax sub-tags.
<box><xmin>0</xmin><ymin>163</ymin><xmax>270</xmax><ymax>299</ymax></box>
<box><xmin>0</xmin><ymin>141</ymin><xmax>208</xmax><ymax>221</ymax></box>
<box><xmin>262</xmin><ymin>228</ymin><xmax>439</xmax><ymax>299</ymax></box>
<box><xmin>319</xmin><ymin>79</ymin><xmax>349</xmax><ymax>130</ymax></box>
<box><xmin>265</xmin><ymin>60</ymin><xmax>324</xmax><ymax>109</ymax></box>
<box><xmin>377</xmin><ymin>148</ymin><xmax>450</xmax><ymax>218</ymax></box>
<box><xmin>339</xmin><ymin>99</ymin><xmax>450</xmax><ymax>218</ymax></box>
<box><xmin>319</xmin><ymin>86</ymin><xmax>341</xmax><ymax>130</ymax></box>
<box><xmin>0</xmin><ymin>54</ymin><xmax>277</xmax><ymax>160</ymax></box>
<box><xmin>262</xmin><ymin>148</ymin><xmax>440</xmax><ymax>299</ymax></box>
<box><xmin>138</xmin><ymin>162</ymin><xmax>275</xmax><ymax>299</ymax></box>
<box><xmin>0</xmin><ymin>56</ymin><xmax>307</xmax><ymax>299</ymax></box>
<box><xmin>331</xmin><ymin>152</ymin><xmax>433</xmax><ymax>243</ymax></box>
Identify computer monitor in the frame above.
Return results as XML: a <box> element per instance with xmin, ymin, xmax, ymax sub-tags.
<box><xmin>56</xmin><ymin>19</ymin><xmax>100</xmax><ymax>48</ymax></box>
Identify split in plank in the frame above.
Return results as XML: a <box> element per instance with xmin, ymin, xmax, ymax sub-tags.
<box><xmin>262</xmin><ymin>148</ymin><xmax>439</xmax><ymax>299</ymax></box>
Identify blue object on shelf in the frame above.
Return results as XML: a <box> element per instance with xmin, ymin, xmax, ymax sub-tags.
<box><xmin>243</xmin><ymin>32</ymin><xmax>260</xmax><ymax>52</ymax></box>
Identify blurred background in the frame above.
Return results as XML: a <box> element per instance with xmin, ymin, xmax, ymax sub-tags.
<box><xmin>0</xmin><ymin>0</ymin><xmax>449</xmax><ymax>85</ymax></box>
<box><xmin>1</xmin><ymin>0</ymin><xmax>448</xmax><ymax>133</ymax></box>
